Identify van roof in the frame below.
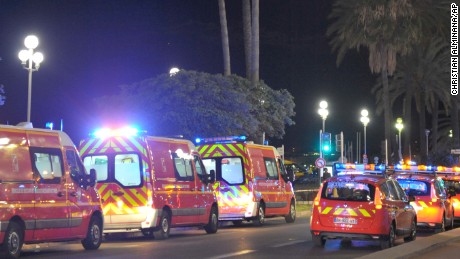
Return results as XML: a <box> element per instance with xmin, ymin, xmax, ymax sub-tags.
<box><xmin>0</xmin><ymin>124</ymin><xmax>75</xmax><ymax>147</ymax></box>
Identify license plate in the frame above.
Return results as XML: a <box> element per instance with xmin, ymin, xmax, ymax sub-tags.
<box><xmin>334</xmin><ymin>217</ymin><xmax>357</xmax><ymax>224</ymax></box>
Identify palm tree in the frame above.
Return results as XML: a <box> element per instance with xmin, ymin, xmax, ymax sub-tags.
<box><xmin>250</xmin><ymin>0</ymin><xmax>259</xmax><ymax>87</ymax></box>
<box><xmin>372</xmin><ymin>38</ymin><xmax>450</xmax><ymax>162</ymax></box>
<box><xmin>242</xmin><ymin>0</ymin><xmax>252</xmax><ymax>79</ymax></box>
<box><xmin>218</xmin><ymin>0</ymin><xmax>231</xmax><ymax>76</ymax></box>
<box><xmin>327</xmin><ymin>0</ymin><xmax>421</xmax><ymax>163</ymax></box>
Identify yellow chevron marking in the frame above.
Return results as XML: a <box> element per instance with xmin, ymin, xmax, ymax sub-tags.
<box><xmin>321</xmin><ymin>207</ymin><xmax>332</xmax><ymax>214</ymax></box>
<box><xmin>344</xmin><ymin>208</ymin><xmax>358</xmax><ymax>216</ymax></box>
<box><xmin>359</xmin><ymin>209</ymin><xmax>371</xmax><ymax>217</ymax></box>
<box><xmin>333</xmin><ymin>208</ymin><xmax>344</xmax><ymax>215</ymax></box>
<box><xmin>418</xmin><ymin>201</ymin><xmax>429</xmax><ymax>207</ymax></box>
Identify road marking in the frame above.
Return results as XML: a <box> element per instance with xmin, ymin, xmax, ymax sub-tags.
<box><xmin>271</xmin><ymin>240</ymin><xmax>306</xmax><ymax>247</ymax></box>
<box><xmin>207</xmin><ymin>250</ymin><xmax>256</xmax><ymax>259</ymax></box>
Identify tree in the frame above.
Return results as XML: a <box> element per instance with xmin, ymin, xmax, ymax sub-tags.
<box><xmin>218</xmin><ymin>0</ymin><xmax>231</xmax><ymax>76</ymax></box>
<box><xmin>242</xmin><ymin>0</ymin><xmax>252</xmax><ymax>79</ymax></box>
<box><xmin>327</xmin><ymin>0</ymin><xmax>425</xmax><ymax>163</ymax></box>
<box><xmin>94</xmin><ymin>70</ymin><xmax>295</xmax><ymax>141</ymax></box>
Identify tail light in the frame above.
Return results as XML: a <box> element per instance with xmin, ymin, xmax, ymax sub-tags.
<box><xmin>374</xmin><ymin>187</ymin><xmax>383</xmax><ymax>209</ymax></box>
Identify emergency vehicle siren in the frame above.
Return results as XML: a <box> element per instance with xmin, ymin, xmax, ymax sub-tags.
<box><xmin>195</xmin><ymin>135</ymin><xmax>247</xmax><ymax>144</ymax></box>
<box><xmin>333</xmin><ymin>163</ymin><xmax>386</xmax><ymax>176</ymax></box>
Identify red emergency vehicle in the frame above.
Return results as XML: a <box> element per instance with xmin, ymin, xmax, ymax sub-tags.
<box><xmin>393</xmin><ymin>164</ymin><xmax>455</xmax><ymax>232</ymax></box>
<box><xmin>79</xmin><ymin>127</ymin><xmax>218</xmax><ymax>239</ymax></box>
<box><xmin>0</xmin><ymin>124</ymin><xmax>102</xmax><ymax>258</ymax></box>
<box><xmin>436</xmin><ymin>166</ymin><xmax>460</xmax><ymax>221</ymax></box>
<box><xmin>197</xmin><ymin>136</ymin><xmax>296</xmax><ymax>226</ymax></box>
<box><xmin>311</xmin><ymin>163</ymin><xmax>417</xmax><ymax>249</ymax></box>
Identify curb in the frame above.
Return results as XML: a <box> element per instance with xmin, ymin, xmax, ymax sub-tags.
<box><xmin>356</xmin><ymin>227</ymin><xmax>460</xmax><ymax>259</ymax></box>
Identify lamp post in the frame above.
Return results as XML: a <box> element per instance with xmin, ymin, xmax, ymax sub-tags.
<box><xmin>425</xmin><ymin>129</ymin><xmax>430</xmax><ymax>157</ymax></box>
<box><xmin>317</xmin><ymin>100</ymin><xmax>328</xmax><ymax>182</ymax></box>
<box><xmin>395</xmin><ymin>117</ymin><xmax>404</xmax><ymax>163</ymax></box>
<box><xmin>360</xmin><ymin>109</ymin><xmax>370</xmax><ymax>163</ymax></box>
<box><xmin>18</xmin><ymin>35</ymin><xmax>44</xmax><ymax>123</ymax></box>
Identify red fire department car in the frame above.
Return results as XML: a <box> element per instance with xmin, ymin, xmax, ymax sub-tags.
<box><xmin>197</xmin><ymin>136</ymin><xmax>296</xmax><ymax>226</ymax></box>
<box><xmin>0</xmin><ymin>124</ymin><xmax>102</xmax><ymax>258</ymax></box>
<box><xmin>436</xmin><ymin>166</ymin><xmax>460</xmax><ymax>221</ymax></box>
<box><xmin>393</xmin><ymin>164</ymin><xmax>455</xmax><ymax>232</ymax></box>
<box><xmin>79</xmin><ymin>127</ymin><xmax>218</xmax><ymax>239</ymax></box>
<box><xmin>310</xmin><ymin>163</ymin><xmax>417</xmax><ymax>249</ymax></box>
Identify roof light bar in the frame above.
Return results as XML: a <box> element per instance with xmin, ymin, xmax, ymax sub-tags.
<box><xmin>195</xmin><ymin>135</ymin><xmax>247</xmax><ymax>144</ymax></box>
<box><xmin>92</xmin><ymin>126</ymin><xmax>140</xmax><ymax>139</ymax></box>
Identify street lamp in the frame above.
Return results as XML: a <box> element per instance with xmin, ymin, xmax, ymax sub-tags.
<box><xmin>395</xmin><ymin>117</ymin><xmax>404</xmax><ymax>163</ymax></box>
<box><xmin>169</xmin><ymin>67</ymin><xmax>180</xmax><ymax>76</ymax></box>
<box><xmin>18</xmin><ymin>35</ymin><xmax>44</xmax><ymax>123</ymax></box>
<box><xmin>360</xmin><ymin>109</ymin><xmax>370</xmax><ymax>163</ymax></box>
<box><xmin>425</xmin><ymin>129</ymin><xmax>430</xmax><ymax>157</ymax></box>
<box><xmin>318</xmin><ymin>100</ymin><xmax>328</xmax><ymax>132</ymax></box>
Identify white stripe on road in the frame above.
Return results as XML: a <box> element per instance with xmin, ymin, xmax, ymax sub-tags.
<box><xmin>207</xmin><ymin>250</ymin><xmax>256</xmax><ymax>259</ymax></box>
<box><xmin>271</xmin><ymin>240</ymin><xmax>306</xmax><ymax>247</ymax></box>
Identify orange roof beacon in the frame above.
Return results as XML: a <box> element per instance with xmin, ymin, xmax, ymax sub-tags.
<box><xmin>436</xmin><ymin>166</ymin><xmax>460</xmax><ymax>221</ymax></box>
<box><xmin>196</xmin><ymin>136</ymin><xmax>296</xmax><ymax>226</ymax></box>
<box><xmin>0</xmin><ymin>123</ymin><xmax>103</xmax><ymax>258</ymax></box>
<box><xmin>393</xmin><ymin>164</ymin><xmax>456</xmax><ymax>232</ymax></box>
<box><xmin>310</xmin><ymin>163</ymin><xmax>417</xmax><ymax>249</ymax></box>
<box><xmin>79</xmin><ymin>127</ymin><xmax>218</xmax><ymax>239</ymax></box>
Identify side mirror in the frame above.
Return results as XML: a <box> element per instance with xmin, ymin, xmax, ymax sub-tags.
<box><xmin>88</xmin><ymin>168</ymin><xmax>97</xmax><ymax>187</ymax></box>
<box><xmin>408</xmin><ymin>195</ymin><xmax>416</xmax><ymax>202</ymax></box>
<box><xmin>209</xmin><ymin>169</ymin><xmax>216</xmax><ymax>183</ymax></box>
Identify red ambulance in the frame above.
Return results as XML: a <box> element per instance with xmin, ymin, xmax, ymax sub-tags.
<box><xmin>0</xmin><ymin>124</ymin><xmax>102</xmax><ymax>258</ymax></box>
<box><xmin>79</xmin><ymin>127</ymin><xmax>218</xmax><ymax>239</ymax></box>
<box><xmin>197</xmin><ymin>136</ymin><xmax>296</xmax><ymax>226</ymax></box>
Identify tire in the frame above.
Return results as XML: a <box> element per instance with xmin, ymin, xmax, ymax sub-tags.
<box><xmin>253</xmin><ymin>203</ymin><xmax>265</xmax><ymax>226</ymax></box>
<box><xmin>204</xmin><ymin>206</ymin><xmax>218</xmax><ymax>234</ymax></box>
<box><xmin>285</xmin><ymin>201</ymin><xmax>296</xmax><ymax>223</ymax></box>
<box><xmin>154</xmin><ymin>210</ymin><xmax>171</xmax><ymax>240</ymax></box>
<box><xmin>448</xmin><ymin>209</ymin><xmax>454</xmax><ymax>230</ymax></box>
<box><xmin>435</xmin><ymin>216</ymin><xmax>446</xmax><ymax>233</ymax></box>
<box><xmin>312</xmin><ymin>235</ymin><xmax>326</xmax><ymax>247</ymax></box>
<box><xmin>404</xmin><ymin>220</ymin><xmax>416</xmax><ymax>242</ymax></box>
<box><xmin>1</xmin><ymin>222</ymin><xmax>23</xmax><ymax>259</ymax></box>
<box><xmin>82</xmin><ymin>216</ymin><xmax>102</xmax><ymax>250</ymax></box>
<box><xmin>380</xmin><ymin>224</ymin><xmax>395</xmax><ymax>250</ymax></box>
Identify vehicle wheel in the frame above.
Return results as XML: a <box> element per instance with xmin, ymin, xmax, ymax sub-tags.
<box><xmin>1</xmin><ymin>222</ymin><xmax>23</xmax><ymax>258</ymax></box>
<box><xmin>312</xmin><ymin>235</ymin><xmax>326</xmax><ymax>247</ymax></box>
<box><xmin>204</xmin><ymin>206</ymin><xmax>218</xmax><ymax>234</ymax></box>
<box><xmin>285</xmin><ymin>201</ymin><xmax>296</xmax><ymax>223</ymax></box>
<box><xmin>232</xmin><ymin>220</ymin><xmax>243</xmax><ymax>226</ymax></box>
<box><xmin>380</xmin><ymin>224</ymin><xmax>395</xmax><ymax>249</ymax></box>
<box><xmin>154</xmin><ymin>210</ymin><xmax>171</xmax><ymax>240</ymax></box>
<box><xmin>82</xmin><ymin>216</ymin><xmax>102</xmax><ymax>250</ymax></box>
<box><xmin>435</xmin><ymin>216</ymin><xmax>446</xmax><ymax>233</ymax></box>
<box><xmin>404</xmin><ymin>220</ymin><xmax>416</xmax><ymax>242</ymax></box>
<box><xmin>448</xmin><ymin>210</ymin><xmax>454</xmax><ymax>230</ymax></box>
<box><xmin>253</xmin><ymin>203</ymin><xmax>265</xmax><ymax>226</ymax></box>
<box><xmin>141</xmin><ymin>228</ymin><xmax>154</xmax><ymax>237</ymax></box>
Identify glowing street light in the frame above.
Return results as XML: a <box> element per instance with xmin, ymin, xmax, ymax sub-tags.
<box><xmin>318</xmin><ymin>100</ymin><xmax>328</xmax><ymax>132</ymax></box>
<box><xmin>18</xmin><ymin>35</ymin><xmax>44</xmax><ymax>122</ymax></box>
<box><xmin>360</xmin><ymin>109</ymin><xmax>370</xmax><ymax>163</ymax></box>
<box><xmin>395</xmin><ymin>117</ymin><xmax>404</xmax><ymax>162</ymax></box>
<box><xmin>169</xmin><ymin>67</ymin><xmax>180</xmax><ymax>76</ymax></box>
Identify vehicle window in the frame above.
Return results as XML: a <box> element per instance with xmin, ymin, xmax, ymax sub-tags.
<box><xmin>379</xmin><ymin>182</ymin><xmax>390</xmax><ymax>200</ymax></box>
<box><xmin>396</xmin><ymin>179</ymin><xmax>430</xmax><ymax>196</ymax></box>
<box><xmin>30</xmin><ymin>147</ymin><xmax>63</xmax><ymax>184</ymax></box>
<box><xmin>444</xmin><ymin>180</ymin><xmax>460</xmax><ymax>194</ymax></box>
<box><xmin>434</xmin><ymin>179</ymin><xmax>446</xmax><ymax>198</ymax></box>
<box><xmin>393</xmin><ymin>180</ymin><xmax>408</xmax><ymax>201</ymax></box>
<box><xmin>115</xmin><ymin>154</ymin><xmax>142</xmax><ymax>187</ymax></box>
<box><xmin>322</xmin><ymin>180</ymin><xmax>375</xmax><ymax>201</ymax></box>
<box><xmin>203</xmin><ymin>157</ymin><xmax>244</xmax><ymax>185</ymax></box>
<box><xmin>66</xmin><ymin>149</ymin><xmax>87</xmax><ymax>182</ymax></box>
<box><xmin>278</xmin><ymin>159</ymin><xmax>287</xmax><ymax>177</ymax></box>
<box><xmin>194</xmin><ymin>155</ymin><xmax>207</xmax><ymax>181</ymax></box>
<box><xmin>386</xmin><ymin>180</ymin><xmax>401</xmax><ymax>200</ymax></box>
<box><xmin>264</xmin><ymin>158</ymin><xmax>278</xmax><ymax>180</ymax></box>
<box><xmin>83</xmin><ymin>155</ymin><xmax>108</xmax><ymax>181</ymax></box>
<box><xmin>173</xmin><ymin>153</ymin><xmax>194</xmax><ymax>181</ymax></box>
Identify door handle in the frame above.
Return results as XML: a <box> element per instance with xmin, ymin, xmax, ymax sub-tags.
<box><xmin>57</xmin><ymin>191</ymin><xmax>65</xmax><ymax>197</ymax></box>
<box><xmin>70</xmin><ymin>192</ymin><xmax>78</xmax><ymax>197</ymax></box>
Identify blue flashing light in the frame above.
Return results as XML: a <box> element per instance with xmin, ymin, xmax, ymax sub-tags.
<box><xmin>92</xmin><ymin>126</ymin><xmax>140</xmax><ymax>139</ymax></box>
<box><xmin>45</xmin><ymin>122</ymin><xmax>54</xmax><ymax>130</ymax></box>
<box><xmin>195</xmin><ymin>135</ymin><xmax>247</xmax><ymax>144</ymax></box>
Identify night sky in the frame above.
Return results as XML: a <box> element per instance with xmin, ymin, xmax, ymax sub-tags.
<box><xmin>0</xmin><ymin>0</ymin><xmax>380</xmax><ymax>157</ymax></box>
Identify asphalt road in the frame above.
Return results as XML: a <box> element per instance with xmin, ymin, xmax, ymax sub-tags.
<box><xmin>18</xmin><ymin>213</ymin><xmax>440</xmax><ymax>259</ymax></box>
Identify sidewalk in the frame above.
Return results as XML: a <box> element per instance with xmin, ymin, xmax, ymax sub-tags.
<box><xmin>356</xmin><ymin>227</ymin><xmax>460</xmax><ymax>259</ymax></box>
